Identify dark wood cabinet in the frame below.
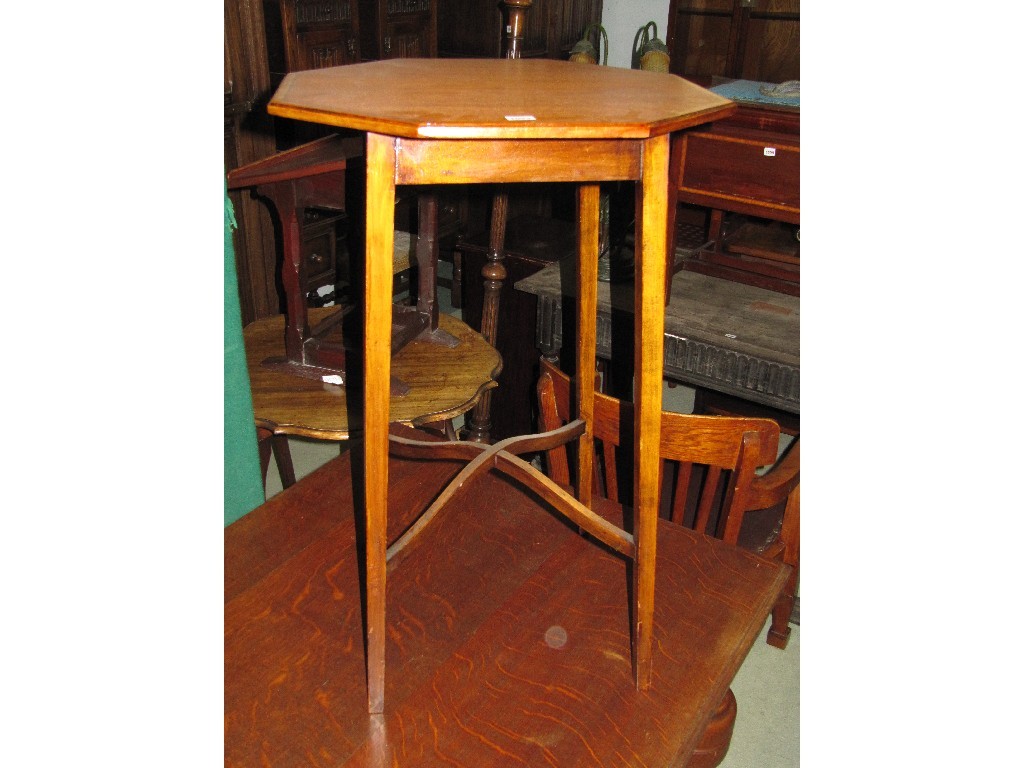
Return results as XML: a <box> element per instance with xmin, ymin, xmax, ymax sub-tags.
<box><xmin>226</xmin><ymin>0</ymin><xmax>282</xmax><ymax>325</ymax></box>
<box><xmin>675</xmin><ymin>104</ymin><xmax>800</xmax><ymax>295</ymax></box>
<box><xmin>253</xmin><ymin>1</ymin><xmax>441</xmax><ymax>320</ymax></box>
<box><xmin>359</xmin><ymin>0</ymin><xmax>438</xmax><ymax>60</ymax></box>
<box><xmin>438</xmin><ymin>0</ymin><xmax>602</xmax><ymax>60</ymax></box>
<box><xmin>665</xmin><ymin>0</ymin><xmax>800</xmax><ymax>296</ymax></box>
<box><xmin>301</xmin><ymin>209</ymin><xmax>349</xmax><ymax>306</ymax></box>
<box><xmin>666</xmin><ymin>0</ymin><xmax>799</xmax><ymax>85</ymax></box>
<box><xmin>264</xmin><ymin>1</ymin><xmax>439</xmax><ymax>83</ymax></box>
<box><xmin>264</xmin><ymin>0</ymin><xmax>361</xmax><ymax>87</ymax></box>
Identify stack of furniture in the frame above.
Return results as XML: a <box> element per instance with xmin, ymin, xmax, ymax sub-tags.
<box><xmin>227</xmin><ymin>134</ymin><xmax>502</xmax><ymax>489</ymax></box>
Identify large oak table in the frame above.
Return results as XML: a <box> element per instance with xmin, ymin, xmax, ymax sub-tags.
<box><xmin>225</xmin><ymin>429</ymin><xmax>789</xmax><ymax>767</ymax></box>
<box><xmin>267</xmin><ymin>58</ymin><xmax>735</xmax><ymax>712</ymax></box>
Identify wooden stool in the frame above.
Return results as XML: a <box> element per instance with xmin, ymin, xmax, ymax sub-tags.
<box><xmin>227</xmin><ymin>135</ymin><xmax>457</xmax><ymax>389</ymax></box>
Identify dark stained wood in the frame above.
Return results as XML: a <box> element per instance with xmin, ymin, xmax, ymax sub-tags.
<box><xmin>438</xmin><ymin>0</ymin><xmax>603</xmax><ymax>61</ymax></box>
<box><xmin>665</xmin><ymin>4</ymin><xmax>801</xmax><ymax>296</ymax></box>
<box><xmin>229</xmin><ymin>134</ymin><xmax>458</xmax><ymax>386</ymax></box>
<box><xmin>225</xmin><ymin>424</ymin><xmax>789</xmax><ymax>767</ymax></box>
<box><xmin>265</xmin><ymin>0</ymin><xmax>361</xmax><ymax>80</ymax></box>
<box><xmin>679</xmin><ymin>117</ymin><xmax>799</xmax><ymax>219</ymax></box>
<box><xmin>515</xmin><ymin>264</ymin><xmax>800</xmax><ymax>415</ymax></box>
<box><xmin>225</xmin><ymin>0</ymin><xmax>282</xmax><ymax>325</ymax></box>
<box><xmin>228</xmin><ymin>135</ymin><xmax>350</xmax><ymax>369</ymax></box>
<box><xmin>677</xmin><ymin>105</ymin><xmax>800</xmax><ymax>294</ymax></box>
<box><xmin>666</xmin><ymin>0</ymin><xmax>800</xmax><ymax>85</ymax></box>
<box><xmin>459</xmin><ymin>214</ymin><xmax>576</xmax><ymax>442</ymax></box>
<box><xmin>358</xmin><ymin>0</ymin><xmax>437</xmax><ymax>61</ymax></box>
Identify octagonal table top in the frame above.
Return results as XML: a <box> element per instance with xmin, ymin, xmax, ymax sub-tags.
<box><xmin>268</xmin><ymin>58</ymin><xmax>735</xmax><ymax>140</ymax></box>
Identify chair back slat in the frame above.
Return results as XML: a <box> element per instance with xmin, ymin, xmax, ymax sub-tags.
<box><xmin>669</xmin><ymin>461</ymin><xmax>693</xmax><ymax>525</ymax></box>
<box><xmin>537</xmin><ymin>359</ymin><xmax>802</xmax><ymax>651</ymax></box>
<box><xmin>537</xmin><ymin>359</ymin><xmax>780</xmax><ymax>544</ymax></box>
<box><xmin>536</xmin><ymin>368</ymin><xmax>572</xmax><ymax>485</ymax></box>
<box><xmin>692</xmin><ymin>465</ymin><xmax>723</xmax><ymax>535</ymax></box>
<box><xmin>601</xmin><ymin>438</ymin><xmax>619</xmax><ymax>500</ymax></box>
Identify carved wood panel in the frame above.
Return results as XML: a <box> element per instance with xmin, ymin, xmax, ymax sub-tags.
<box><xmin>666</xmin><ymin>0</ymin><xmax>799</xmax><ymax>84</ymax></box>
<box><xmin>438</xmin><ymin>0</ymin><xmax>602</xmax><ymax>60</ymax></box>
<box><xmin>226</xmin><ymin>0</ymin><xmax>283</xmax><ymax>324</ymax></box>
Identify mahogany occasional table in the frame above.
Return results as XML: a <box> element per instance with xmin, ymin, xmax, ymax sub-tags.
<box><xmin>267</xmin><ymin>58</ymin><xmax>735</xmax><ymax>713</ymax></box>
<box><xmin>245</xmin><ymin>308</ymin><xmax>501</xmax><ymax>442</ymax></box>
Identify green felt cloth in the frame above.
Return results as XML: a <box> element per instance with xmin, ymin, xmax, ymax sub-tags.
<box><xmin>224</xmin><ymin>180</ymin><xmax>265</xmax><ymax>525</ymax></box>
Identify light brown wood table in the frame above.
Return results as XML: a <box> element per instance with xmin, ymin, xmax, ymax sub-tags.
<box><xmin>267</xmin><ymin>58</ymin><xmax>735</xmax><ymax>713</ymax></box>
<box><xmin>245</xmin><ymin>307</ymin><xmax>501</xmax><ymax>440</ymax></box>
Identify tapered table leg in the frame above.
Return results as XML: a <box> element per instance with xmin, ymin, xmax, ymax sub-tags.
<box><xmin>364</xmin><ymin>132</ymin><xmax>397</xmax><ymax>714</ymax></box>
<box><xmin>575</xmin><ymin>183</ymin><xmax>600</xmax><ymax>509</ymax></box>
<box><xmin>633</xmin><ymin>134</ymin><xmax>669</xmax><ymax>690</ymax></box>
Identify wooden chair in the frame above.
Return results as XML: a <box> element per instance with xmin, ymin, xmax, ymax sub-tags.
<box><xmin>536</xmin><ymin>358</ymin><xmax>800</xmax><ymax>648</ymax></box>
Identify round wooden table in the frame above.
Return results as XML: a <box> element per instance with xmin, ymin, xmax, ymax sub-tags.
<box><xmin>245</xmin><ymin>307</ymin><xmax>501</xmax><ymax>441</ymax></box>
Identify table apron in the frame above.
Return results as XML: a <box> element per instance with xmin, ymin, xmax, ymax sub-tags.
<box><xmin>392</xmin><ymin>137</ymin><xmax>644</xmax><ymax>185</ymax></box>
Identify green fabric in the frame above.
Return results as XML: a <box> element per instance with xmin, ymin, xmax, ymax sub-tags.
<box><xmin>224</xmin><ymin>179</ymin><xmax>265</xmax><ymax>525</ymax></box>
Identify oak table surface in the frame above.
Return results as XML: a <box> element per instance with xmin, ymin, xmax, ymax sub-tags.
<box><xmin>267</xmin><ymin>58</ymin><xmax>736</xmax><ymax>713</ymax></box>
<box><xmin>224</xmin><ymin>432</ymin><xmax>789</xmax><ymax>767</ymax></box>
<box><xmin>245</xmin><ymin>308</ymin><xmax>502</xmax><ymax>440</ymax></box>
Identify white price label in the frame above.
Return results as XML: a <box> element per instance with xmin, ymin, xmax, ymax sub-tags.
<box><xmin>764</xmin><ymin>147</ymin><xmax>776</xmax><ymax>157</ymax></box>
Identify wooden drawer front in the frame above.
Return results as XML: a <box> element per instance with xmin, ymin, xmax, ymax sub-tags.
<box><xmin>281</xmin><ymin>0</ymin><xmax>359</xmax><ymax>69</ymax></box>
<box><xmin>383</xmin><ymin>15</ymin><xmax>433</xmax><ymax>58</ymax></box>
<box><xmin>681</xmin><ymin>131</ymin><xmax>799</xmax><ymax>212</ymax></box>
<box><xmin>292</xmin><ymin>0</ymin><xmax>353</xmax><ymax>26</ymax></box>
<box><xmin>295</xmin><ymin>28</ymin><xmax>359</xmax><ymax>69</ymax></box>
<box><xmin>303</xmin><ymin>225</ymin><xmax>337</xmax><ymax>285</ymax></box>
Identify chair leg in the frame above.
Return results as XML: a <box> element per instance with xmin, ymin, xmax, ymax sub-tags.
<box><xmin>257</xmin><ymin>427</ymin><xmax>273</xmax><ymax>488</ymax></box>
<box><xmin>451</xmin><ymin>246</ymin><xmax>463</xmax><ymax>309</ymax></box>
<box><xmin>767</xmin><ymin>566</ymin><xmax>797</xmax><ymax>649</ymax></box>
<box><xmin>768</xmin><ymin>484</ymin><xmax>799</xmax><ymax>649</ymax></box>
<box><xmin>271</xmin><ymin>433</ymin><xmax>297</xmax><ymax>489</ymax></box>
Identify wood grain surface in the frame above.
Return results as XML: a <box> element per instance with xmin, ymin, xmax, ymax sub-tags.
<box><xmin>244</xmin><ymin>309</ymin><xmax>501</xmax><ymax>439</ymax></box>
<box><xmin>268</xmin><ymin>59</ymin><xmax>735</xmax><ymax>140</ymax></box>
<box><xmin>225</xmin><ymin>426</ymin><xmax>788</xmax><ymax>767</ymax></box>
